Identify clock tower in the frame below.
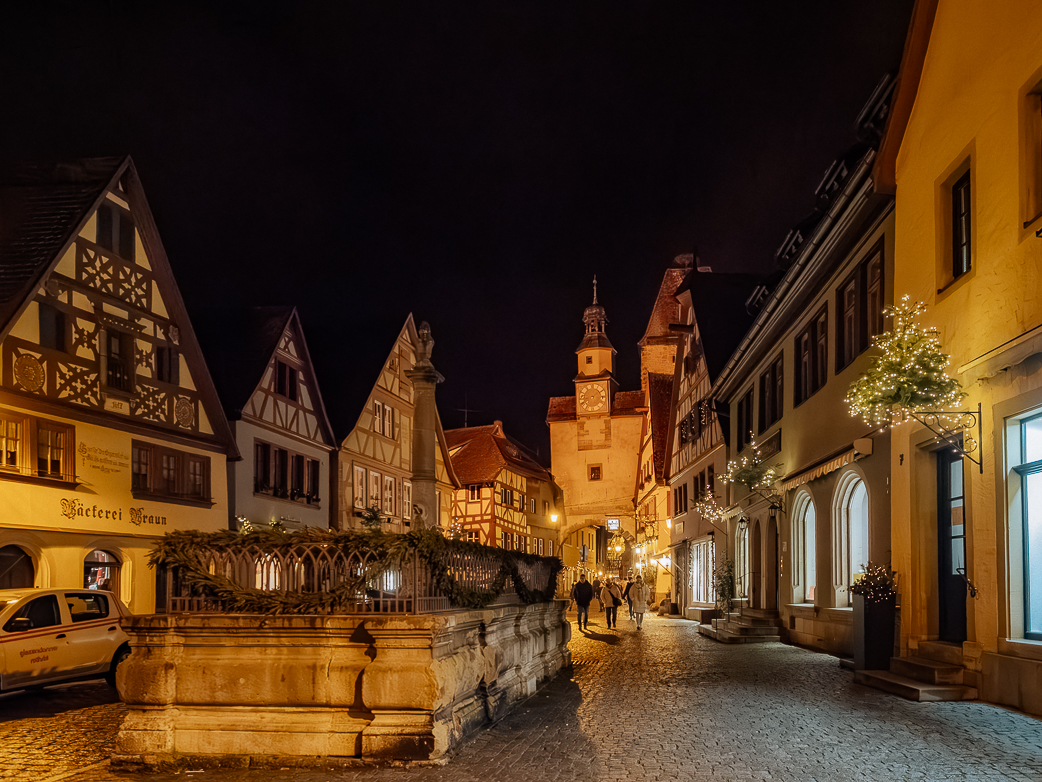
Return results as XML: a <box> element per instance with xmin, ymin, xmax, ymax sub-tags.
<box><xmin>575</xmin><ymin>277</ymin><xmax>617</xmax><ymax>416</ymax></box>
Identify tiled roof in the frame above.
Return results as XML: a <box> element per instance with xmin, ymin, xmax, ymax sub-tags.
<box><xmin>675</xmin><ymin>270</ymin><xmax>762</xmax><ymax>382</ymax></box>
<box><xmin>546</xmin><ymin>389</ymin><xmax>646</xmax><ymax>422</ymax></box>
<box><xmin>0</xmin><ymin>158</ymin><xmax>124</xmax><ymax>332</ymax></box>
<box><xmin>547</xmin><ymin>396</ymin><xmax>577</xmax><ymax>422</ymax></box>
<box><xmin>647</xmin><ymin>373</ymin><xmax>674</xmax><ymax>480</ymax></box>
<box><xmin>445</xmin><ymin>423</ymin><xmax>550</xmax><ymax>484</ymax></box>
<box><xmin>639</xmin><ymin>256</ymin><xmax>694</xmax><ymax>346</ymax></box>
<box><xmin>611</xmin><ymin>390</ymin><xmax>646</xmax><ymax>417</ymax></box>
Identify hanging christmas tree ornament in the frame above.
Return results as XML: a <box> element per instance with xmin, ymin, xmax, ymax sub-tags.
<box><xmin>845</xmin><ymin>296</ymin><xmax>966</xmax><ymax>427</ymax></box>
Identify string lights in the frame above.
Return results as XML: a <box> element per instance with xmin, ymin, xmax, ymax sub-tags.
<box><xmin>846</xmin><ymin>296</ymin><xmax>965</xmax><ymax>427</ymax></box>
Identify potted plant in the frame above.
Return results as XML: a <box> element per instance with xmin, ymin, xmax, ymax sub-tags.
<box><xmin>849</xmin><ymin>563</ymin><xmax>897</xmax><ymax>671</ymax></box>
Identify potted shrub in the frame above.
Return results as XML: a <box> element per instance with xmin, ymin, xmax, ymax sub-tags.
<box><xmin>850</xmin><ymin>563</ymin><xmax>897</xmax><ymax>671</ymax></box>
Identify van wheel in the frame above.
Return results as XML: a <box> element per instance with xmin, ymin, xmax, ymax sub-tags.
<box><xmin>105</xmin><ymin>646</ymin><xmax>130</xmax><ymax>688</ymax></box>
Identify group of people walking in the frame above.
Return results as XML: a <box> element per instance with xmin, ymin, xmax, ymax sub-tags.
<box><xmin>569</xmin><ymin>573</ymin><xmax>650</xmax><ymax>630</ymax></box>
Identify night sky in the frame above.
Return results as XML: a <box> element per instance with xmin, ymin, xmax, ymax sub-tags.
<box><xmin>0</xmin><ymin>2</ymin><xmax>913</xmax><ymax>459</ymax></box>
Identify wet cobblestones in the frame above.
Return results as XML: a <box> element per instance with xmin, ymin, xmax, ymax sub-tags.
<box><xmin>6</xmin><ymin>614</ymin><xmax>1042</xmax><ymax>780</ymax></box>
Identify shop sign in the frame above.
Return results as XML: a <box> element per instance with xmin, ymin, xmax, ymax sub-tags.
<box><xmin>59</xmin><ymin>498</ymin><xmax>167</xmax><ymax>527</ymax></box>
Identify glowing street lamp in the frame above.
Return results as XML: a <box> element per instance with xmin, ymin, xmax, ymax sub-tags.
<box><xmin>550</xmin><ymin>513</ymin><xmax>559</xmax><ymax>523</ymax></box>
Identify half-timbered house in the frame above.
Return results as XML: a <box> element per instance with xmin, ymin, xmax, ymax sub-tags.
<box><xmin>444</xmin><ymin>421</ymin><xmax>562</xmax><ymax>552</ymax></box>
<box><xmin>0</xmin><ymin>157</ymin><xmax>237</xmax><ymax>613</ymax></box>
<box><xmin>667</xmin><ymin>268</ymin><xmax>758</xmax><ymax>621</ymax></box>
<box><xmin>336</xmin><ymin>314</ymin><xmax>458</xmax><ymax>532</ymax></box>
<box><xmin>196</xmin><ymin>306</ymin><xmax>336</xmax><ymax>531</ymax></box>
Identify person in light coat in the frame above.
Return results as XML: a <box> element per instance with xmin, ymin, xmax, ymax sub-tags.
<box><xmin>600</xmin><ymin>579</ymin><xmax>622</xmax><ymax>629</ymax></box>
<box><xmin>630</xmin><ymin>577</ymin><xmax>651</xmax><ymax>629</ymax></box>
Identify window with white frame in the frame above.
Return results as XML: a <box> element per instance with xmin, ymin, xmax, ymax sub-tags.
<box><xmin>403</xmin><ymin>480</ymin><xmax>412</xmax><ymax>520</ymax></box>
<box><xmin>735</xmin><ymin>525</ymin><xmax>749</xmax><ymax>599</ymax></box>
<box><xmin>792</xmin><ymin>492</ymin><xmax>817</xmax><ymax>604</ymax></box>
<box><xmin>689</xmin><ymin>537</ymin><xmax>714</xmax><ymax>604</ymax></box>
<box><xmin>368</xmin><ymin>469</ymin><xmax>381</xmax><ymax>509</ymax></box>
<box><xmin>1013</xmin><ymin>413</ymin><xmax>1042</xmax><ymax>640</ymax></box>
<box><xmin>383</xmin><ymin>475</ymin><xmax>396</xmax><ymax>516</ymax></box>
<box><xmin>353</xmin><ymin>465</ymin><xmax>366</xmax><ymax>509</ymax></box>
<box><xmin>372</xmin><ymin>400</ymin><xmax>384</xmax><ymax>435</ymax></box>
<box><xmin>833</xmin><ymin>473</ymin><xmax>869</xmax><ymax>606</ymax></box>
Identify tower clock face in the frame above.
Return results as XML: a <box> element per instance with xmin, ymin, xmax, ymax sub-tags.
<box><xmin>578</xmin><ymin>383</ymin><xmax>605</xmax><ymax>412</ymax></box>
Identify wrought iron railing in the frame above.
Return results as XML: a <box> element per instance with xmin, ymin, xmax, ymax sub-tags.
<box><xmin>161</xmin><ymin>538</ymin><xmax>563</xmax><ymax>616</ymax></box>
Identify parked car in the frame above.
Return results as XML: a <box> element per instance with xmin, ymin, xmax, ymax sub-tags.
<box><xmin>0</xmin><ymin>588</ymin><xmax>131</xmax><ymax>693</ymax></box>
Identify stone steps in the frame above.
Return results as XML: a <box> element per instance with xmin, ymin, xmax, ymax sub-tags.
<box><xmin>697</xmin><ymin>608</ymin><xmax>782</xmax><ymax>644</ymax></box>
<box><xmin>854</xmin><ymin>669</ymin><xmax>978</xmax><ymax>702</ymax></box>
<box><xmin>855</xmin><ymin>641</ymin><xmax>978</xmax><ymax>703</ymax></box>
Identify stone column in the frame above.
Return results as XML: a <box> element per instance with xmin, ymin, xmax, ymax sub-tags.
<box><xmin>404</xmin><ymin>321</ymin><xmax>444</xmax><ymax>530</ymax></box>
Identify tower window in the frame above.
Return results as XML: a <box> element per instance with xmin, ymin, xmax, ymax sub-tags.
<box><xmin>586</xmin><ymin>356</ymin><xmax>592</xmax><ymax>364</ymax></box>
<box><xmin>589</xmin><ymin>464</ymin><xmax>602</xmax><ymax>481</ymax></box>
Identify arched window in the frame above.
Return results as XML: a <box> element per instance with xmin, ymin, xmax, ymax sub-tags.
<box><xmin>0</xmin><ymin>545</ymin><xmax>34</xmax><ymax>589</ymax></box>
<box><xmin>735</xmin><ymin>524</ymin><xmax>749</xmax><ymax>598</ymax></box>
<box><xmin>834</xmin><ymin>474</ymin><xmax>870</xmax><ymax>606</ymax></box>
<box><xmin>83</xmin><ymin>549</ymin><xmax>120</xmax><ymax>592</ymax></box>
<box><xmin>792</xmin><ymin>492</ymin><xmax>816</xmax><ymax>603</ymax></box>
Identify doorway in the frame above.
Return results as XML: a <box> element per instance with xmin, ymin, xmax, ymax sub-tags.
<box><xmin>0</xmin><ymin>545</ymin><xmax>34</xmax><ymax>588</ymax></box>
<box><xmin>937</xmin><ymin>449</ymin><xmax>967</xmax><ymax>642</ymax></box>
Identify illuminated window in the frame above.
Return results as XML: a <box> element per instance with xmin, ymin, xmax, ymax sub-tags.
<box><xmin>833</xmin><ymin>473</ymin><xmax>869</xmax><ymax>606</ymax></box>
<box><xmin>792</xmin><ymin>492</ymin><xmax>817</xmax><ymax>603</ymax></box>
<box><xmin>0</xmin><ymin>411</ymin><xmax>74</xmax><ymax>482</ymax></box>
<box><xmin>1013</xmin><ymin>414</ymin><xmax>1042</xmax><ymax>638</ymax></box>
<box><xmin>353</xmin><ymin>465</ymin><xmax>366</xmax><ymax>509</ymax></box>
<box><xmin>589</xmin><ymin>464</ymin><xmax>602</xmax><ymax>481</ymax></box>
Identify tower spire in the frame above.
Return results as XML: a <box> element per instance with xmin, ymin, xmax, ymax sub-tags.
<box><xmin>592</xmin><ymin>275</ymin><xmax>598</xmax><ymax>305</ymax></box>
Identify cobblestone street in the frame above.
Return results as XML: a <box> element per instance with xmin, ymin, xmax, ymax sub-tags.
<box><xmin>6</xmin><ymin>614</ymin><xmax>1042</xmax><ymax>781</ymax></box>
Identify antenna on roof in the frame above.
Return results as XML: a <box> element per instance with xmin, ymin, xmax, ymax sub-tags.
<box><xmin>457</xmin><ymin>393</ymin><xmax>481</xmax><ymax>428</ymax></box>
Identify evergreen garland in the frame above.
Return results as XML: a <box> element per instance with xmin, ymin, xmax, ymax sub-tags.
<box><xmin>149</xmin><ymin>527</ymin><xmax>563</xmax><ymax>614</ymax></box>
<box><xmin>846</xmin><ymin>297</ymin><xmax>965</xmax><ymax>427</ymax></box>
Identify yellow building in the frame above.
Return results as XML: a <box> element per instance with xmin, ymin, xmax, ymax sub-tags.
<box><xmin>0</xmin><ymin>157</ymin><xmax>237</xmax><ymax>613</ymax></box>
<box><xmin>445</xmin><ymin>421</ymin><xmax>563</xmax><ymax>552</ymax></box>
<box><xmin>875</xmin><ymin>0</ymin><xmax>1042</xmax><ymax>713</ymax></box>
<box><xmin>548</xmin><ymin>283</ymin><xmax>645</xmax><ymax>580</ymax></box>
<box><xmin>336</xmin><ymin>314</ymin><xmax>457</xmax><ymax>532</ymax></box>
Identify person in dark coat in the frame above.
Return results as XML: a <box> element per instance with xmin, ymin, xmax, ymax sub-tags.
<box><xmin>623</xmin><ymin>577</ymin><xmax>635</xmax><ymax>619</ymax></box>
<box><xmin>592</xmin><ymin>577</ymin><xmax>602</xmax><ymax>611</ymax></box>
<box><xmin>570</xmin><ymin>574</ymin><xmax>595</xmax><ymax>630</ymax></box>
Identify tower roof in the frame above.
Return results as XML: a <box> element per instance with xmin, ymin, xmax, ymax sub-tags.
<box><xmin>576</xmin><ymin>275</ymin><xmax>615</xmax><ymax>353</ymax></box>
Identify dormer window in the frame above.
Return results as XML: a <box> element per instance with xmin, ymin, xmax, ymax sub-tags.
<box><xmin>96</xmin><ymin>201</ymin><xmax>135</xmax><ymax>262</ymax></box>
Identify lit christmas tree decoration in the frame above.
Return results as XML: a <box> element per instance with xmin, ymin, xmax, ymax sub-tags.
<box><xmin>846</xmin><ymin>296</ymin><xmax>965</xmax><ymax>427</ymax></box>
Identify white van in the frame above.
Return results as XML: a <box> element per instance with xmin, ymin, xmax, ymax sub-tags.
<box><xmin>0</xmin><ymin>588</ymin><xmax>131</xmax><ymax>693</ymax></box>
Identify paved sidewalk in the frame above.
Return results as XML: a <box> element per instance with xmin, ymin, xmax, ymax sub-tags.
<box><xmin>7</xmin><ymin>613</ymin><xmax>1042</xmax><ymax>781</ymax></box>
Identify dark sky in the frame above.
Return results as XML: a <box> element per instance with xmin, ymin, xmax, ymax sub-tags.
<box><xmin>0</xmin><ymin>2</ymin><xmax>913</xmax><ymax>460</ymax></box>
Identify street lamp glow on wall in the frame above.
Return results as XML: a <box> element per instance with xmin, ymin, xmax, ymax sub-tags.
<box><xmin>550</xmin><ymin>513</ymin><xmax>559</xmax><ymax>523</ymax></box>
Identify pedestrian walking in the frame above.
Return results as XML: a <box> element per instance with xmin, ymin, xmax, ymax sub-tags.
<box><xmin>570</xmin><ymin>574</ymin><xmax>594</xmax><ymax>630</ymax></box>
<box><xmin>631</xmin><ymin>576</ymin><xmax>650</xmax><ymax>629</ymax></box>
<box><xmin>592</xmin><ymin>576</ymin><xmax>603</xmax><ymax>611</ymax></box>
<box><xmin>601</xmin><ymin>579</ymin><xmax>622</xmax><ymax>629</ymax></box>
<box><xmin>623</xmin><ymin>577</ymin><xmax>634</xmax><ymax>619</ymax></box>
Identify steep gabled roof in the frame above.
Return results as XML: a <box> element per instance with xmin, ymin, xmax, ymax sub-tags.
<box><xmin>445</xmin><ymin>422</ymin><xmax>551</xmax><ymax>484</ymax></box>
<box><xmin>0</xmin><ymin>156</ymin><xmax>237</xmax><ymax>456</ymax></box>
<box><xmin>0</xmin><ymin>158</ymin><xmax>122</xmax><ymax>336</ymax></box>
<box><xmin>647</xmin><ymin>373</ymin><xmax>673</xmax><ymax>481</ymax></box>
<box><xmin>195</xmin><ymin>305</ymin><xmax>336</xmax><ymax>447</ymax></box>
<box><xmin>675</xmin><ymin>270</ymin><xmax>761</xmax><ymax>382</ymax></box>
<box><xmin>639</xmin><ymin>255</ymin><xmax>694</xmax><ymax>347</ymax></box>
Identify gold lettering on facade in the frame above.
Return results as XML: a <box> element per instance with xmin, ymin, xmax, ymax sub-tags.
<box><xmin>78</xmin><ymin>443</ymin><xmax>130</xmax><ymax>475</ymax></box>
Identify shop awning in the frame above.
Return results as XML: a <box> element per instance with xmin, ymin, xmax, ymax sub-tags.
<box><xmin>780</xmin><ymin>448</ymin><xmax>859</xmax><ymax>492</ymax></box>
